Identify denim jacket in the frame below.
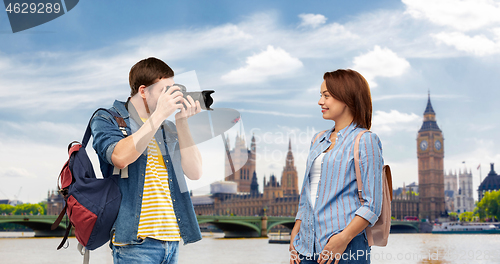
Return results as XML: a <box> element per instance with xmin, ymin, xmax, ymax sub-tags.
<box><xmin>90</xmin><ymin>100</ymin><xmax>202</xmax><ymax>245</ymax></box>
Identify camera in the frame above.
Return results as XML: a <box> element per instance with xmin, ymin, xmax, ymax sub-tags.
<box><xmin>167</xmin><ymin>84</ymin><xmax>214</xmax><ymax>111</ymax></box>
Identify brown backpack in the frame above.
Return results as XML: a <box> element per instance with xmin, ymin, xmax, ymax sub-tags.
<box><xmin>354</xmin><ymin>130</ymin><xmax>393</xmax><ymax>247</ymax></box>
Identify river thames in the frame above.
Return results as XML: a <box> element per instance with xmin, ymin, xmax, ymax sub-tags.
<box><xmin>1</xmin><ymin>232</ymin><xmax>499</xmax><ymax>264</ymax></box>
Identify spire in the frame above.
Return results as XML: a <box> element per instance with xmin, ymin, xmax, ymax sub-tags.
<box><xmin>424</xmin><ymin>91</ymin><xmax>435</xmax><ymax>115</ymax></box>
<box><xmin>250</xmin><ymin>171</ymin><xmax>259</xmax><ymax>196</ymax></box>
<box><xmin>286</xmin><ymin>137</ymin><xmax>294</xmax><ymax>167</ymax></box>
<box><xmin>419</xmin><ymin>91</ymin><xmax>441</xmax><ymax>132</ymax></box>
<box><xmin>250</xmin><ymin>133</ymin><xmax>256</xmax><ymax>154</ymax></box>
<box><xmin>488</xmin><ymin>163</ymin><xmax>496</xmax><ymax>176</ymax></box>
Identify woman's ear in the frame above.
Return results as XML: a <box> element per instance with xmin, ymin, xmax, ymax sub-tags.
<box><xmin>138</xmin><ymin>85</ymin><xmax>147</xmax><ymax>98</ymax></box>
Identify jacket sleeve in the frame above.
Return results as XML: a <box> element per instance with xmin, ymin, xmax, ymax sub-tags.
<box><xmin>354</xmin><ymin>132</ymin><xmax>384</xmax><ymax>227</ymax></box>
<box><xmin>90</xmin><ymin>110</ymin><xmax>126</xmax><ymax>167</ymax></box>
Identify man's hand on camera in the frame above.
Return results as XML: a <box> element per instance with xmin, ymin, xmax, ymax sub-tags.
<box><xmin>175</xmin><ymin>94</ymin><xmax>201</xmax><ymax>121</ymax></box>
<box><xmin>156</xmin><ymin>86</ymin><xmax>184</xmax><ymax>120</ymax></box>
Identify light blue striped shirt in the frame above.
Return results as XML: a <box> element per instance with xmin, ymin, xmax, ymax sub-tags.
<box><xmin>293</xmin><ymin>122</ymin><xmax>383</xmax><ymax>256</ymax></box>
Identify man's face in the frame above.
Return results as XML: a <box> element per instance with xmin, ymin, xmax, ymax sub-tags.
<box><xmin>144</xmin><ymin>77</ymin><xmax>175</xmax><ymax>113</ymax></box>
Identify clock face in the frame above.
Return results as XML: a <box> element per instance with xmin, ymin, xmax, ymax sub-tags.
<box><xmin>435</xmin><ymin>140</ymin><xmax>442</xmax><ymax>150</ymax></box>
<box><xmin>420</xmin><ymin>140</ymin><xmax>428</xmax><ymax>151</ymax></box>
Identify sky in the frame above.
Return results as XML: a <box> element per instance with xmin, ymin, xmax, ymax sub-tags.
<box><xmin>0</xmin><ymin>0</ymin><xmax>499</xmax><ymax>204</ymax></box>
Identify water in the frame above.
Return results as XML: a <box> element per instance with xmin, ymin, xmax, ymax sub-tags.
<box><xmin>1</xmin><ymin>232</ymin><xmax>499</xmax><ymax>264</ymax></box>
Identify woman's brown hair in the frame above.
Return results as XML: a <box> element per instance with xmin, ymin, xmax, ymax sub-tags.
<box><xmin>323</xmin><ymin>69</ymin><xmax>372</xmax><ymax>129</ymax></box>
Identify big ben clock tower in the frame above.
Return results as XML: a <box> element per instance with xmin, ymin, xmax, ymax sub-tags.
<box><xmin>417</xmin><ymin>93</ymin><xmax>445</xmax><ymax>222</ymax></box>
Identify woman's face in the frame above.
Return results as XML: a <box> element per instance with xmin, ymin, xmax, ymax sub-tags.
<box><xmin>318</xmin><ymin>80</ymin><xmax>349</xmax><ymax>121</ymax></box>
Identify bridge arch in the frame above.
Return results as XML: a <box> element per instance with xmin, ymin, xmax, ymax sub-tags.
<box><xmin>0</xmin><ymin>215</ymin><xmax>68</xmax><ymax>236</ymax></box>
<box><xmin>390</xmin><ymin>221</ymin><xmax>419</xmax><ymax>233</ymax></box>
<box><xmin>267</xmin><ymin>219</ymin><xmax>295</xmax><ymax>231</ymax></box>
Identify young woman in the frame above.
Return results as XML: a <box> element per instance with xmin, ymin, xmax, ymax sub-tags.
<box><xmin>289</xmin><ymin>69</ymin><xmax>383</xmax><ymax>264</ymax></box>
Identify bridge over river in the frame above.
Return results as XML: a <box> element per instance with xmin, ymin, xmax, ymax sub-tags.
<box><xmin>0</xmin><ymin>215</ymin><xmax>423</xmax><ymax>237</ymax></box>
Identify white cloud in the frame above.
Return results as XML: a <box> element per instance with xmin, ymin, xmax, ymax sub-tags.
<box><xmin>403</xmin><ymin>0</ymin><xmax>500</xmax><ymax>56</ymax></box>
<box><xmin>403</xmin><ymin>0</ymin><xmax>500</xmax><ymax>32</ymax></box>
<box><xmin>386</xmin><ymin>158</ymin><xmax>418</xmax><ymax>189</ymax></box>
<box><xmin>352</xmin><ymin>46</ymin><xmax>410</xmax><ymax>88</ymax></box>
<box><xmin>298</xmin><ymin>14</ymin><xmax>327</xmax><ymax>28</ymax></box>
<box><xmin>432</xmin><ymin>30</ymin><xmax>500</xmax><ymax>56</ymax></box>
<box><xmin>220</xmin><ymin>46</ymin><xmax>303</xmax><ymax>84</ymax></box>
<box><xmin>0</xmin><ymin>167</ymin><xmax>35</xmax><ymax>178</ymax></box>
<box><xmin>372</xmin><ymin>110</ymin><xmax>420</xmax><ymax>134</ymax></box>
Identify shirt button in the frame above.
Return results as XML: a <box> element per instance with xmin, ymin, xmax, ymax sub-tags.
<box><xmin>178</xmin><ymin>218</ymin><xmax>181</xmax><ymax>221</ymax></box>
<box><xmin>166</xmin><ymin>160</ymin><xmax>169</xmax><ymax>163</ymax></box>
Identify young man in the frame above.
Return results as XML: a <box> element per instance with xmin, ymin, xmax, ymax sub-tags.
<box><xmin>91</xmin><ymin>57</ymin><xmax>202</xmax><ymax>264</ymax></box>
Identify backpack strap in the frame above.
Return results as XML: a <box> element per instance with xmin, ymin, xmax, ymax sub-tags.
<box><xmin>354</xmin><ymin>130</ymin><xmax>369</xmax><ymax>204</ymax></box>
<box><xmin>82</xmin><ymin>108</ymin><xmax>128</xmax><ymax>148</ymax></box>
<box><xmin>77</xmin><ymin>243</ymin><xmax>90</xmax><ymax>264</ymax></box>
<box><xmin>82</xmin><ymin>108</ymin><xmax>129</xmax><ymax>178</ymax></box>
<box><xmin>56</xmin><ymin>222</ymin><xmax>72</xmax><ymax>250</ymax></box>
<box><xmin>51</xmin><ymin>203</ymin><xmax>68</xmax><ymax>230</ymax></box>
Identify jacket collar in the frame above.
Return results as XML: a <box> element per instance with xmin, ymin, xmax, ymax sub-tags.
<box><xmin>319</xmin><ymin>122</ymin><xmax>358</xmax><ymax>143</ymax></box>
<box><xmin>112</xmin><ymin>100</ymin><xmax>130</xmax><ymax>119</ymax></box>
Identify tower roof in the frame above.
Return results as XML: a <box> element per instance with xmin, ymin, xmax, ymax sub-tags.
<box><xmin>479</xmin><ymin>163</ymin><xmax>500</xmax><ymax>191</ymax></box>
<box><xmin>286</xmin><ymin>138</ymin><xmax>294</xmax><ymax>163</ymax></box>
<box><xmin>419</xmin><ymin>92</ymin><xmax>441</xmax><ymax>133</ymax></box>
<box><xmin>424</xmin><ymin>92</ymin><xmax>435</xmax><ymax>115</ymax></box>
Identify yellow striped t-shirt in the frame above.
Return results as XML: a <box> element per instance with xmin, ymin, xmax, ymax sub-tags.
<box><xmin>136</xmin><ymin>137</ymin><xmax>180</xmax><ymax>241</ymax></box>
<box><xmin>112</xmin><ymin>131</ymin><xmax>180</xmax><ymax>245</ymax></box>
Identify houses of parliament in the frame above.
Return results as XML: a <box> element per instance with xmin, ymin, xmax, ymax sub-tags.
<box><xmin>192</xmin><ymin>134</ymin><xmax>300</xmax><ymax>216</ymax></box>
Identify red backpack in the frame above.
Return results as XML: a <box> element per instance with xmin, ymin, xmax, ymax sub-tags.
<box><xmin>51</xmin><ymin>108</ymin><xmax>127</xmax><ymax>259</ymax></box>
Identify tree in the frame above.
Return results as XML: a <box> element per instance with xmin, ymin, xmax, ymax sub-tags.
<box><xmin>37</xmin><ymin>202</ymin><xmax>47</xmax><ymax>215</ymax></box>
<box><xmin>476</xmin><ymin>190</ymin><xmax>500</xmax><ymax>221</ymax></box>
<box><xmin>0</xmin><ymin>204</ymin><xmax>15</xmax><ymax>215</ymax></box>
<box><xmin>12</xmin><ymin>203</ymin><xmax>44</xmax><ymax>215</ymax></box>
<box><xmin>459</xmin><ymin>211</ymin><xmax>475</xmax><ymax>222</ymax></box>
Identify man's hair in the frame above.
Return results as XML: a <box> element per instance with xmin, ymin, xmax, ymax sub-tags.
<box><xmin>129</xmin><ymin>57</ymin><xmax>174</xmax><ymax>96</ymax></box>
<box><xmin>323</xmin><ymin>69</ymin><xmax>372</xmax><ymax>129</ymax></box>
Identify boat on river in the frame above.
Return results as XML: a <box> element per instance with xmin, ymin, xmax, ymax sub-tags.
<box><xmin>432</xmin><ymin>222</ymin><xmax>500</xmax><ymax>234</ymax></box>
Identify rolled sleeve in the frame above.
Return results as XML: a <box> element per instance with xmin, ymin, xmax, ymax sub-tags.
<box><xmin>90</xmin><ymin>110</ymin><xmax>126</xmax><ymax>167</ymax></box>
<box><xmin>354</xmin><ymin>132</ymin><xmax>384</xmax><ymax>227</ymax></box>
<box><xmin>105</xmin><ymin>142</ymin><xmax>119</xmax><ymax>165</ymax></box>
